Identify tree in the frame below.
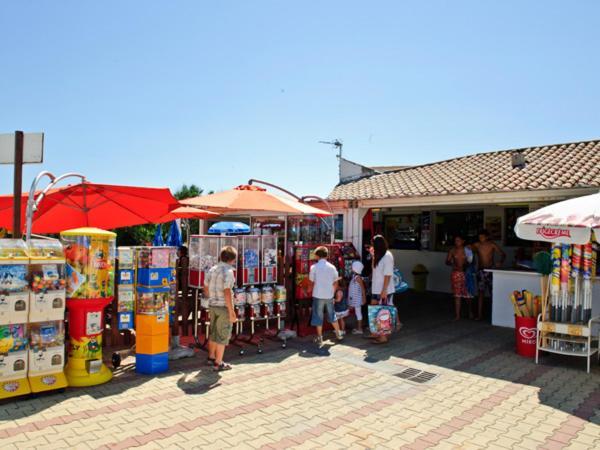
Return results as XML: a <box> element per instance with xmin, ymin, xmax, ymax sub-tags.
<box><xmin>174</xmin><ymin>184</ymin><xmax>204</xmax><ymax>200</ymax></box>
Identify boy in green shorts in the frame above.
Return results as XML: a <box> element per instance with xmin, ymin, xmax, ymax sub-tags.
<box><xmin>204</xmin><ymin>246</ymin><xmax>237</xmax><ymax>371</ymax></box>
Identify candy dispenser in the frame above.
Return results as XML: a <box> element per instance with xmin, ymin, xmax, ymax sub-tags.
<box><xmin>27</xmin><ymin>239</ymin><xmax>66</xmax><ymax>322</ymax></box>
<box><xmin>27</xmin><ymin>321</ymin><xmax>67</xmax><ymax>392</ymax></box>
<box><xmin>220</xmin><ymin>236</ymin><xmax>239</xmax><ymax>282</ymax></box>
<box><xmin>242</xmin><ymin>236</ymin><xmax>261</xmax><ymax>285</ymax></box>
<box><xmin>0</xmin><ymin>323</ymin><xmax>30</xmax><ymax>399</ymax></box>
<box><xmin>188</xmin><ymin>235</ymin><xmax>220</xmax><ymax>288</ymax></box>
<box><xmin>116</xmin><ymin>247</ymin><xmax>135</xmax><ymax>330</ymax></box>
<box><xmin>61</xmin><ymin>228</ymin><xmax>116</xmax><ymax>387</ymax></box>
<box><xmin>261</xmin><ymin>236</ymin><xmax>278</xmax><ymax>284</ymax></box>
<box><xmin>136</xmin><ymin>247</ymin><xmax>177</xmax><ymax>288</ymax></box>
<box><xmin>134</xmin><ymin>246</ymin><xmax>174</xmax><ymax>375</ymax></box>
<box><xmin>0</xmin><ymin>240</ymin><xmax>29</xmax><ymax>326</ymax></box>
<box><xmin>0</xmin><ymin>239</ymin><xmax>31</xmax><ymax>399</ymax></box>
<box><xmin>26</xmin><ymin>238</ymin><xmax>68</xmax><ymax>393</ymax></box>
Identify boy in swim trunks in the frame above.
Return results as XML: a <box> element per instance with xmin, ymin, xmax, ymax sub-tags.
<box><xmin>446</xmin><ymin>235</ymin><xmax>473</xmax><ymax>320</ymax></box>
<box><xmin>471</xmin><ymin>229</ymin><xmax>506</xmax><ymax>321</ymax></box>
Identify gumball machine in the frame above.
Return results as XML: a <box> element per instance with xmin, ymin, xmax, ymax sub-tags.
<box><xmin>60</xmin><ymin>228</ymin><xmax>116</xmax><ymax>387</ymax></box>
<box><xmin>0</xmin><ymin>239</ymin><xmax>31</xmax><ymax>399</ymax></box>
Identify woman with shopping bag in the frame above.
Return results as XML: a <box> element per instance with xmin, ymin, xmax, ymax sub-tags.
<box><xmin>369</xmin><ymin>235</ymin><xmax>399</xmax><ymax>344</ymax></box>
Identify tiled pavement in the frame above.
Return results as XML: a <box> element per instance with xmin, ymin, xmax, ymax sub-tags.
<box><xmin>1</xmin><ymin>303</ymin><xmax>599</xmax><ymax>449</ymax></box>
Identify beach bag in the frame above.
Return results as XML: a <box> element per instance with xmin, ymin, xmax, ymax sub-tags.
<box><xmin>393</xmin><ymin>269</ymin><xmax>409</xmax><ymax>294</ymax></box>
<box><xmin>368</xmin><ymin>305</ymin><xmax>398</xmax><ymax>336</ymax></box>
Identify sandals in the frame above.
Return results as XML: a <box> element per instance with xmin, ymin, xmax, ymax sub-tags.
<box><xmin>206</xmin><ymin>358</ymin><xmax>216</xmax><ymax>366</ymax></box>
<box><xmin>213</xmin><ymin>362</ymin><xmax>232</xmax><ymax>372</ymax></box>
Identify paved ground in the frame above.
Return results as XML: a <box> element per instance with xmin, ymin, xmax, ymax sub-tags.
<box><xmin>1</xmin><ymin>295</ymin><xmax>599</xmax><ymax>449</ymax></box>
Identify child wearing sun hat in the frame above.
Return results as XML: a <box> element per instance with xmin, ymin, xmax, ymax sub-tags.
<box><xmin>348</xmin><ymin>260</ymin><xmax>367</xmax><ymax>334</ymax></box>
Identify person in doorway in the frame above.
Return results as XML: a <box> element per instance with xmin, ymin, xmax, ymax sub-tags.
<box><xmin>204</xmin><ymin>246</ymin><xmax>237</xmax><ymax>371</ymax></box>
<box><xmin>370</xmin><ymin>235</ymin><xmax>396</xmax><ymax>343</ymax></box>
<box><xmin>472</xmin><ymin>229</ymin><xmax>506</xmax><ymax>321</ymax></box>
<box><xmin>446</xmin><ymin>235</ymin><xmax>473</xmax><ymax>320</ymax></box>
<box><xmin>348</xmin><ymin>261</ymin><xmax>367</xmax><ymax>334</ymax></box>
<box><xmin>308</xmin><ymin>246</ymin><xmax>343</xmax><ymax>345</ymax></box>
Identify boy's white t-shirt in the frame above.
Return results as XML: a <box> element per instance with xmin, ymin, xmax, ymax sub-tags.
<box><xmin>309</xmin><ymin>259</ymin><xmax>338</xmax><ymax>299</ymax></box>
<box><xmin>372</xmin><ymin>251</ymin><xmax>395</xmax><ymax>296</ymax></box>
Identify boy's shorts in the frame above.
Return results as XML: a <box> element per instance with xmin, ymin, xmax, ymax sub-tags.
<box><xmin>209</xmin><ymin>306</ymin><xmax>233</xmax><ymax>345</ymax></box>
<box><xmin>311</xmin><ymin>297</ymin><xmax>336</xmax><ymax>326</ymax></box>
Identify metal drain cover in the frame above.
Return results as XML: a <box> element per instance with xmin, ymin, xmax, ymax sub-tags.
<box><xmin>394</xmin><ymin>368</ymin><xmax>438</xmax><ymax>384</ymax></box>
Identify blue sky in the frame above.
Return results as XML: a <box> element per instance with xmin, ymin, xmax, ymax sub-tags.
<box><xmin>1</xmin><ymin>1</ymin><xmax>599</xmax><ymax>198</ymax></box>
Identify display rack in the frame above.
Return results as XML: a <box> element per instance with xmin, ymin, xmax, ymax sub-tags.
<box><xmin>535</xmin><ymin>242</ymin><xmax>599</xmax><ymax>373</ymax></box>
<box><xmin>536</xmin><ymin>318</ymin><xmax>600</xmax><ymax>373</ymax></box>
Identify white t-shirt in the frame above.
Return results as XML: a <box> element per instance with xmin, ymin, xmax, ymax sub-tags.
<box><xmin>309</xmin><ymin>259</ymin><xmax>338</xmax><ymax>299</ymax></box>
<box><xmin>372</xmin><ymin>251</ymin><xmax>395</xmax><ymax>296</ymax></box>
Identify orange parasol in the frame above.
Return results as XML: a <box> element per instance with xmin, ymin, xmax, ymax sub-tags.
<box><xmin>156</xmin><ymin>206</ymin><xmax>219</xmax><ymax>223</ymax></box>
<box><xmin>181</xmin><ymin>185</ymin><xmax>331</xmax><ymax>217</ymax></box>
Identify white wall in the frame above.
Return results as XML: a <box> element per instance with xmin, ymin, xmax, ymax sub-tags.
<box><xmin>391</xmin><ymin>248</ymin><xmax>519</xmax><ymax>293</ymax></box>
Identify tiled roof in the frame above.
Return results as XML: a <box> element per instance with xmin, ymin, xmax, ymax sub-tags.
<box><xmin>328</xmin><ymin>140</ymin><xmax>600</xmax><ymax>201</ymax></box>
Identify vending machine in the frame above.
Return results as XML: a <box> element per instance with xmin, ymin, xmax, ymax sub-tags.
<box><xmin>188</xmin><ymin>235</ymin><xmax>220</xmax><ymax>288</ymax></box>
<box><xmin>61</xmin><ymin>228</ymin><xmax>116</xmax><ymax>387</ymax></box>
<box><xmin>261</xmin><ymin>236</ymin><xmax>278</xmax><ymax>285</ymax></box>
<box><xmin>116</xmin><ymin>247</ymin><xmax>135</xmax><ymax>330</ymax></box>
<box><xmin>134</xmin><ymin>246</ymin><xmax>175</xmax><ymax>375</ymax></box>
<box><xmin>0</xmin><ymin>239</ymin><xmax>31</xmax><ymax>399</ymax></box>
<box><xmin>27</xmin><ymin>239</ymin><xmax>68</xmax><ymax>393</ymax></box>
<box><xmin>241</xmin><ymin>236</ymin><xmax>261</xmax><ymax>286</ymax></box>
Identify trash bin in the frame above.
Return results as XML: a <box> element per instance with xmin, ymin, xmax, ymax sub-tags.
<box><xmin>515</xmin><ymin>315</ymin><xmax>537</xmax><ymax>358</ymax></box>
<box><xmin>412</xmin><ymin>264</ymin><xmax>429</xmax><ymax>293</ymax></box>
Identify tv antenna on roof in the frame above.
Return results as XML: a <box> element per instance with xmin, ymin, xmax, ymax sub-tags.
<box><xmin>319</xmin><ymin>139</ymin><xmax>343</xmax><ymax>160</ymax></box>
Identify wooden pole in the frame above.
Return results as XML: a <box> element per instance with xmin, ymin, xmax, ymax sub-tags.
<box><xmin>12</xmin><ymin>131</ymin><xmax>24</xmax><ymax>238</ymax></box>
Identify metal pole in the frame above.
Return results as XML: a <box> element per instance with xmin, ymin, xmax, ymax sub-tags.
<box><xmin>12</xmin><ymin>131</ymin><xmax>24</xmax><ymax>238</ymax></box>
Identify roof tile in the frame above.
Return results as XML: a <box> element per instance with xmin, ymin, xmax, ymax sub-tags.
<box><xmin>328</xmin><ymin>139</ymin><xmax>600</xmax><ymax>201</ymax></box>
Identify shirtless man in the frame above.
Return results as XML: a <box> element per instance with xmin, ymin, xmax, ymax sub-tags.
<box><xmin>446</xmin><ymin>236</ymin><xmax>473</xmax><ymax>320</ymax></box>
<box><xmin>471</xmin><ymin>229</ymin><xmax>506</xmax><ymax>320</ymax></box>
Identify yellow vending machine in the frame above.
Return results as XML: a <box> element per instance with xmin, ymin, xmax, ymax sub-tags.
<box><xmin>0</xmin><ymin>239</ymin><xmax>31</xmax><ymax>399</ymax></box>
<box><xmin>27</xmin><ymin>239</ymin><xmax>68</xmax><ymax>392</ymax></box>
<box><xmin>61</xmin><ymin>228</ymin><xmax>116</xmax><ymax>387</ymax></box>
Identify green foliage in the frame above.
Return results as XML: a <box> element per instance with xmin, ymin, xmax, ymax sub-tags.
<box><xmin>174</xmin><ymin>184</ymin><xmax>203</xmax><ymax>200</ymax></box>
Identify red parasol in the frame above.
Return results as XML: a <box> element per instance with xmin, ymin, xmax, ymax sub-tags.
<box><xmin>0</xmin><ymin>182</ymin><xmax>180</xmax><ymax>234</ymax></box>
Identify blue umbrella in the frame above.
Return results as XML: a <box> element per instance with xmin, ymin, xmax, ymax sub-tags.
<box><xmin>208</xmin><ymin>221</ymin><xmax>250</xmax><ymax>235</ymax></box>
<box><xmin>152</xmin><ymin>223</ymin><xmax>164</xmax><ymax>246</ymax></box>
<box><xmin>166</xmin><ymin>220</ymin><xmax>182</xmax><ymax>247</ymax></box>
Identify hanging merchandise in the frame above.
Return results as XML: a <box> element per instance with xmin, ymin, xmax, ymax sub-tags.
<box><xmin>26</xmin><ymin>239</ymin><xmax>68</xmax><ymax>393</ymax></box>
<box><xmin>0</xmin><ymin>239</ymin><xmax>31</xmax><ymax>399</ymax></box>
<box><xmin>61</xmin><ymin>228</ymin><xmax>116</xmax><ymax>387</ymax></box>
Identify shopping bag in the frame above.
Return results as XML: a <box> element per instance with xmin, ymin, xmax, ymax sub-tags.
<box><xmin>368</xmin><ymin>305</ymin><xmax>398</xmax><ymax>336</ymax></box>
<box><xmin>393</xmin><ymin>269</ymin><xmax>409</xmax><ymax>294</ymax></box>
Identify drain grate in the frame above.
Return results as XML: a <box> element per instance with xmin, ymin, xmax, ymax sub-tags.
<box><xmin>394</xmin><ymin>367</ymin><xmax>438</xmax><ymax>384</ymax></box>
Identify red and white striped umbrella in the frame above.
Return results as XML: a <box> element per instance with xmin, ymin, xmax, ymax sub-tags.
<box><xmin>515</xmin><ymin>192</ymin><xmax>600</xmax><ymax>244</ymax></box>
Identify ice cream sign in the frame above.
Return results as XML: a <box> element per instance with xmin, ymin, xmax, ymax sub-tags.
<box><xmin>535</xmin><ymin>227</ymin><xmax>571</xmax><ymax>240</ymax></box>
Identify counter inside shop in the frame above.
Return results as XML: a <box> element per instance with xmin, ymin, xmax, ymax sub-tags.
<box><xmin>487</xmin><ymin>269</ymin><xmax>600</xmax><ymax>328</ymax></box>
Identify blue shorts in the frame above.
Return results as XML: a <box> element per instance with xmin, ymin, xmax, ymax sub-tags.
<box><xmin>311</xmin><ymin>297</ymin><xmax>336</xmax><ymax>326</ymax></box>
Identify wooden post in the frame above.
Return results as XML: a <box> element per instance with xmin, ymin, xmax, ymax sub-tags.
<box><xmin>12</xmin><ymin>131</ymin><xmax>24</xmax><ymax>238</ymax></box>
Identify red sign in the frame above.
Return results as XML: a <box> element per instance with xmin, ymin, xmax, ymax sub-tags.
<box><xmin>535</xmin><ymin>227</ymin><xmax>571</xmax><ymax>240</ymax></box>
